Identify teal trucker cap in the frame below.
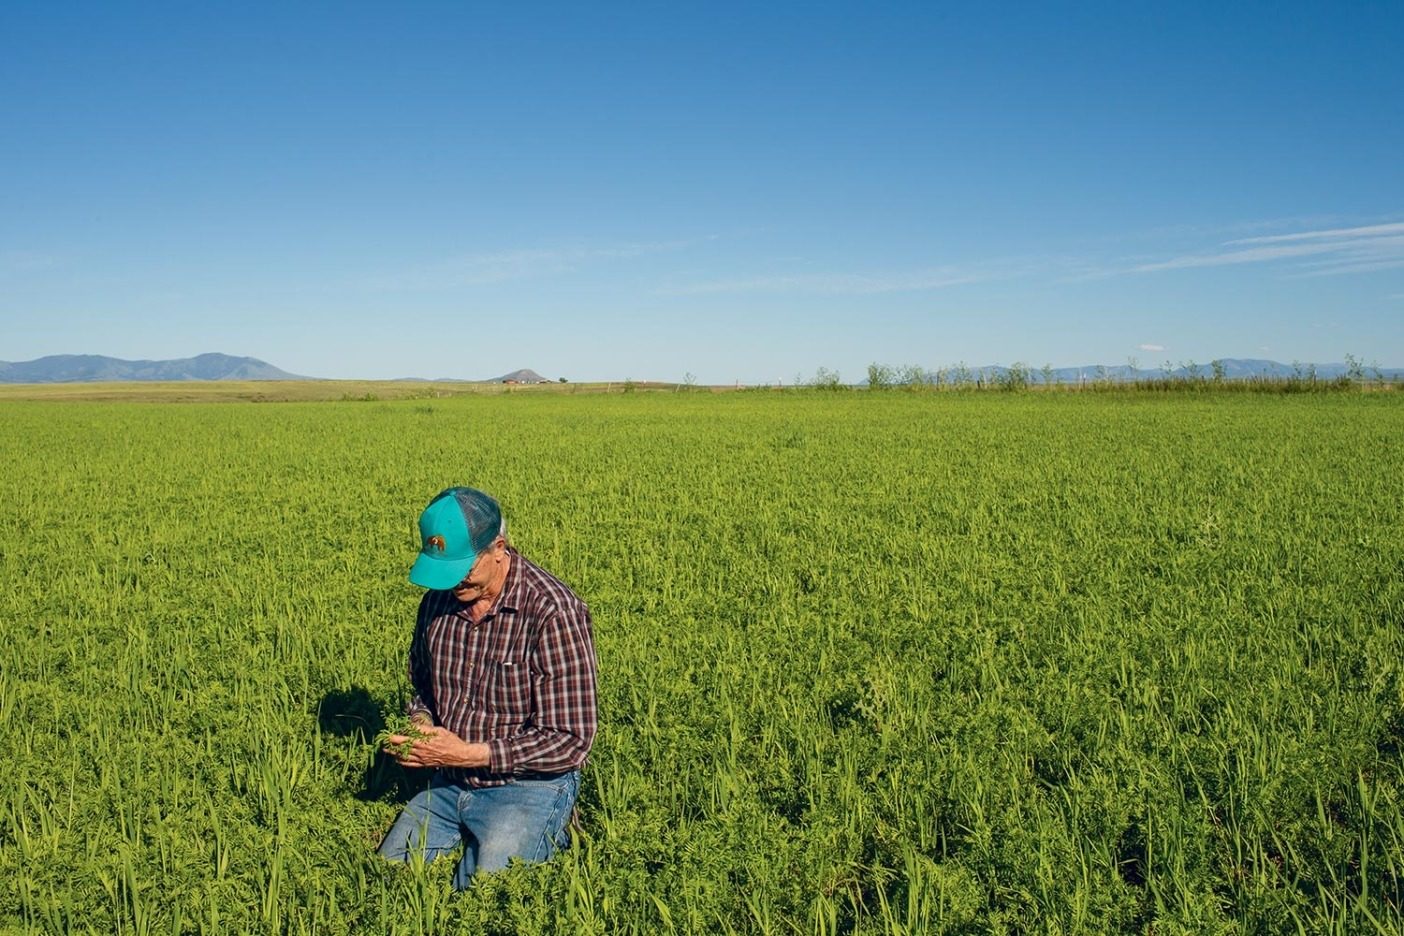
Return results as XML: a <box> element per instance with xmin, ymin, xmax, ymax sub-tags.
<box><xmin>409</xmin><ymin>487</ymin><xmax>504</xmax><ymax>590</ymax></box>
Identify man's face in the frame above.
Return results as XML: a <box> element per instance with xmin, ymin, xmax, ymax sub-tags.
<box><xmin>451</xmin><ymin>538</ymin><xmax>506</xmax><ymax>603</ymax></box>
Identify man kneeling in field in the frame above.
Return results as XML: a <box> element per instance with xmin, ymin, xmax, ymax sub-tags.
<box><xmin>377</xmin><ymin>487</ymin><xmax>597</xmax><ymax>889</ymax></box>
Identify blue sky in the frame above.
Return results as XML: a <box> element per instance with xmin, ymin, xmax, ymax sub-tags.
<box><xmin>2</xmin><ymin>1</ymin><xmax>1401</xmax><ymax>382</ymax></box>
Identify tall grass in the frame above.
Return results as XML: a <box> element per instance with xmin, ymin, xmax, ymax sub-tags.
<box><xmin>1</xmin><ymin>391</ymin><xmax>1401</xmax><ymax>933</ymax></box>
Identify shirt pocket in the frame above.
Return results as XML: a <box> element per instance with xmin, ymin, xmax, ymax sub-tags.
<box><xmin>480</xmin><ymin>657</ymin><xmax>532</xmax><ymax>716</ymax></box>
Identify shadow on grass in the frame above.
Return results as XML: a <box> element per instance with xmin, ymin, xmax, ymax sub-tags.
<box><xmin>318</xmin><ymin>686</ymin><xmax>386</xmax><ymax>741</ymax></box>
<box><xmin>317</xmin><ymin>685</ymin><xmax>431</xmax><ymax>805</ymax></box>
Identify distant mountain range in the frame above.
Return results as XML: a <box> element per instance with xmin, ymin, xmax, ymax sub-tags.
<box><xmin>0</xmin><ymin>354</ymin><xmax>564</xmax><ymax>384</ymax></box>
<box><xmin>0</xmin><ymin>353</ymin><xmax>307</xmax><ymax>383</ymax></box>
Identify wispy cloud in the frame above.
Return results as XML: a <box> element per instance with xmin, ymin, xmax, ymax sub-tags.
<box><xmin>1131</xmin><ymin>221</ymin><xmax>1404</xmax><ymax>276</ymax></box>
<box><xmin>1132</xmin><ymin>242</ymin><xmax>1335</xmax><ymax>272</ymax></box>
<box><xmin>1137</xmin><ymin>343</ymin><xmax>1166</xmax><ymax>352</ymax></box>
<box><xmin>1227</xmin><ymin>221</ymin><xmax>1404</xmax><ymax>245</ymax></box>
<box><xmin>663</xmin><ymin>267</ymin><xmax>990</xmax><ymax>296</ymax></box>
<box><xmin>366</xmin><ymin>239</ymin><xmax>698</xmax><ymax>290</ymax></box>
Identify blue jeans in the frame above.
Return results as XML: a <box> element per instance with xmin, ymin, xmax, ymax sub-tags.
<box><xmin>377</xmin><ymin>770</ymin><xmax>579</xmax><ymax>890</ymax></box>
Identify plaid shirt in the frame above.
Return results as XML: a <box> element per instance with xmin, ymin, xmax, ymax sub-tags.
<box><xmin>406</xmin><ymin>548</ymin><xmax>597</xmax><ymax>787</ymax></box>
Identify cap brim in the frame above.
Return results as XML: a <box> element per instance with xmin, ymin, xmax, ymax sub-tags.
<box><xmin>409</xmin><ymin>551</ymin><xmax>474</xmax><ymax>590</ymax></box>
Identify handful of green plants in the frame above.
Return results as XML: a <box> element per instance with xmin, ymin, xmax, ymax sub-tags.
<box><xmin>374</xmin><ymin>715</ymin><xmax>433</xmax><ymax>759</ymax></box>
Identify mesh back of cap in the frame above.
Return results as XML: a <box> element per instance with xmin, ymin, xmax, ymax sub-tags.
<box><xmin>442</xmin><ymin>487</ymin><xmax>504</xmax><ymax>555</ymax></box>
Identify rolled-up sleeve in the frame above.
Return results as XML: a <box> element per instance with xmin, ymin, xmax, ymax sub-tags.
<box><xmin>488</xmin><ymin>603</ymin><xmax>597</xmax><ymax>775</ymax></box>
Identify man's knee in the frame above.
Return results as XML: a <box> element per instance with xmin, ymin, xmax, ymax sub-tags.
<box><xmin>377</xmin><ymin>786</ymin><xmax>461</xmax><ymax>862</ymax></box>
<box><xmin>467</xmin><ymin>778</ymin><xmax>578</xmax><ymax>873</ymax></box>
<box><xmin>378</xmin><ymin>808</ymin><xmax>434</xmax><ymax>861</ymax></box>
<box><xmin>473</xmin><ymin>819</ymin><xmax>561</xmax><ymax>873</ymax></box>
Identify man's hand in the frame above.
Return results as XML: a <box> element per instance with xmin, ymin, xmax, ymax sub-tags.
<box><xmin>386</xmin><ymin>724</ymin><xmax>490</xmax><ymax>769</ymax></box>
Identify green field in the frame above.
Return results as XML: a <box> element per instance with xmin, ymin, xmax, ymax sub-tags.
<box><xmin>3</xmin><ymin>390</ymin><xmax>1402</xmax><ymax>934</ymax></box>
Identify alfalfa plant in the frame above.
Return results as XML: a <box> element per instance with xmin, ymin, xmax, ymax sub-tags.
<box><xmin>375</xmin><ymin>716</ymin><xmax>433</xmax><ymax>759</ymax></box>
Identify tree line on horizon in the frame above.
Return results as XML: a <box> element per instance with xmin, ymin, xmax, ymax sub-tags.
<box><xmin>784</xmin><ymin>354</ymin><xmax>1401</xmax><ymax>392</ymax></box>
